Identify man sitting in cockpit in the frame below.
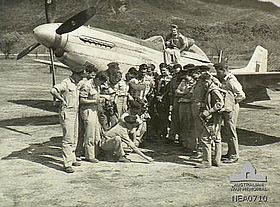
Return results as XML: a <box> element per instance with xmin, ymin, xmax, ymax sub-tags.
<box><xmin>165</xmin><ymin>24</ymin><xmax>195</xmax><ymax>64</ymax></box>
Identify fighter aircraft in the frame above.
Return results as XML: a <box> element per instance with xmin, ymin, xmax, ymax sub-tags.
<box><xmin>17</xmin><ymin>0</ymin><xmax>280</xmax><ymax>102</ymax></box>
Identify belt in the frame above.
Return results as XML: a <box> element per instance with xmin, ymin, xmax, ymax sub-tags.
<box><xmin>192</xmin><ymin>100</ymin><xmax>205</xmax><ymax>103</ymax></box>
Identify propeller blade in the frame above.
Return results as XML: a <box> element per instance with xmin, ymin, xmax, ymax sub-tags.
<box><xmin>56</xmin><ymin>6</ymin><xmax>96</xmax><ymax>35</ymax></box>
<box><xmin>49</xmin><ymin>48</ymin><xmax>56</xmax><ymax>86</ymax></box>
<box><xmin>49</xmin><ymin>48</ymin><xmax>57</xmax><ymax>102</ymax></box>
<box><xmin>45</xmin><ymin>0</ymin><xmax>57</xmax><ymax>23</ymax></box>
<box><xmin>17</xmin><ymin>42</ymin><xmax>40</xmax><ymax>60</ymax></box>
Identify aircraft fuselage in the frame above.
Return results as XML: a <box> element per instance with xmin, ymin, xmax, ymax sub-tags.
<box><xmin>33</xmin><ymin>23</ymin><xmax>210</xmax><ymax>72</ymax></box>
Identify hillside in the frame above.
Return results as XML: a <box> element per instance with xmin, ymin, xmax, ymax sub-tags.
<box><xmin>1</xmin><ymin>0</ymin><xmax>280</xmax><ymax>69</ymax></box>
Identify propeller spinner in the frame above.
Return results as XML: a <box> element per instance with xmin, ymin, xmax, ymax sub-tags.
<box><xmin>17</xmin><ymin>1</ymin><xmax>96</xmax><ymax>88</ymax></box>
<box><xmin>17</xmin><ymin>2</ymin><xmax>96</xmax><ymax>60</ymax></box>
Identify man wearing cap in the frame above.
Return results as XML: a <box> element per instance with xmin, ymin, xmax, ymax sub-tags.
<box><xmin>165</xmin><ymin>24</ymin><xmax>195</xmax><ymax>64</ymax></box>
<box><xmin>197</xmin><ymin>72</ymin><xmax>224</xmax><ymax>168</ymax></box>
<box><xmin>50</xmin><ymin>70</ymin><xmax>85</xmax><ymax>173</ymax></box>
<box><xmin>197</xmin><ymin>65</ymin><xmax>221</xmax><ymax>87</ymax></box>
<box><xmin>214</xmin><ymin>63</ymin><xmax>246</xmax><ymax>164</ymax></box>
<box><xmin>189</xmin><ymin>66</ymin><xmax>205</xmax><ymax>158</ymax></box>
<box><xmin>175</xmin><ymin>64</ymin><xmax>196</xmax><ymax>150</ymax></box>
<box><xmin>121</xmin><ymin>99</ymin><xmax>147</xmax><ymax>147</ymax></box>
<box><xmin>100</xmin><ymin>115</ymin><xmax>154</xmax><ymax>163</ymax></box>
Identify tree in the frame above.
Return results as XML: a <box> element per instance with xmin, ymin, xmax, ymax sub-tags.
<box><xmin>0</xmin><ymin>32</ymin><xmax>19</xmax><ymax>59</ymax></box>
<box><xmin>96</xmin><ymin>0</ymin><xmax>128</xmax><ymax>14</ymax></box>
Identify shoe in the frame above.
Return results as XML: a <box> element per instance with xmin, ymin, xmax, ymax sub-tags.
<box><xmin>190</xmin><ymin>152</ymin><xmax>203</xmax><ymax>159</ymax></box>
<box><xmin>223</xmin><ymin>156</ymin><xmax>238</xmax><ymax>164</ymax></box>
<box><xmin>85</xmin><ymin>158</ymin><xmax>99</xmax><ymax>163</ymax></box>
<box><xmin>118</xmin><ymin>156</ymin><xmax>131</xmax><ymax>163</ymax></box>
<box><xmin>65</xmin><ymin>166</ymin><xmax>74</xmax><ymax>173</ymax></box>
<box><xmin>72</xmin><ymin>162</ymin><xmax>81</xmax><ymax>166</ymax></box>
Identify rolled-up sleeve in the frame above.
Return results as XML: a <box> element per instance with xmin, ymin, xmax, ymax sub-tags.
<box><xmin>228</xmin><ymin>79</ymin><xmax>246</xmax><ymax>103</ymax></box>
<box><xmin>53</xmin><ymin>80</ymin><xmax>67</xmax><ymax>93</ymax></box>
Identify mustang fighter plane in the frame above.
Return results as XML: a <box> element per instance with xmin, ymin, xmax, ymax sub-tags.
<box><xmin>17</xmin><ymin>1</ymin><xmax>280</xmax><ymax>102</ymax></box>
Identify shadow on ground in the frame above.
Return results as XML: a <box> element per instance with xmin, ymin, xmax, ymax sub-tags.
<box><xmin>142</xmin><ymin>126</ymin><xmax>280</xmax><ymax>165</ymax></box>
<box><xmin>0</xmin><ymin>115</ymin><xmax>59</xmax><ymax>136</ymax></box>
<box><xmin>240</xmin><ymin>103</ymin><xmax>274</xmax><ymax>110</ymax></box>
<box><xmin>235</xmin><ymin>128</ymin><xmax>280</xmax><ymax>146</ymax></box>
<box><xmin>8</xmin><ymin>99</ymin><xmax>58</xmax><ymax>113</ymax></box>
<box><xmin>2</xmin><ymin>129</ymin><xmax>279</xmax><ymax>171</ymax></box>
<box><xmin>220</xmin><ymin>127</ymin><xmax>280</xmax><ymax>146</ymax></box>
<box><xmin>2</xmin><ymin>136</ymin><xmax>64</xmax><ymax>172</ymax></box>
<box><xmin>140</xmin><ymin>139</ymin><xmax>200</xmax><ymax>166</ymax></box>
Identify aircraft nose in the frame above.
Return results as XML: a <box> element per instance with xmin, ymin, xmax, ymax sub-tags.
<box><xmin>33</xmin><ymin>24</ymin><xmax>59</xmax><ymax>48</ymax></box>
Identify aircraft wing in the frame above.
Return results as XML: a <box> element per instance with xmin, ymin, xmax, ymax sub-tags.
<box><xmin>32</xmin><ymin>59</ymin><xmax>70</xmax><ymax>69</ymax></box>
<box><xmin>232</xmin><ymin>71</ymin><xmax>280</xmax><ymax>102</ymax></box>
<box><xmin>233</xmin><ymin>71</ymin><xmax>280</xmax><ymax>88</ymax></box>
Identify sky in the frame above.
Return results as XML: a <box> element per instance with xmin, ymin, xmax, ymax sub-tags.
<box><xmin>259</xmin><ymin>0</ymin><xmax>280</xmax><ymax>7</ymax></box>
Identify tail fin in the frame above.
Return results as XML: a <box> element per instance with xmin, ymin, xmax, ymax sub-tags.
<box><xmin>234</xmin><ymin>45</ymin><xmax>268</xmax><ymax>73</ymax></box>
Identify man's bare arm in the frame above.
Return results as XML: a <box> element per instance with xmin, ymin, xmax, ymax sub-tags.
<box><xmin>50</xmin><ymin>88</ymin><xmax>66</xmax><ymax>105</ymax></box>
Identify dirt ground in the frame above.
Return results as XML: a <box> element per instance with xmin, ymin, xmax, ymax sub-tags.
<box><xmin>0</xmin><ymin>59</ymin><xmax>279</xmax><ymax>207</ymax></box>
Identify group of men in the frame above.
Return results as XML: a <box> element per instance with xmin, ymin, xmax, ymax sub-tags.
<box><xmin>50</xmin><ymin>23</ymin><xmax>245</xmax><ymax>173</ymax></box>
<box><xmin>50</xmin><ymin>62</ymin><xmax>155</xmax><ymax>173</ymax></box>
<box><xmin>50</xmin><ymin>59</ymin><xmax>245</xmax><ymax>173</ymax></box>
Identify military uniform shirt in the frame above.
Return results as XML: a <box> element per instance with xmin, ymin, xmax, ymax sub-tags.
<box><xmin>104</xmin><ymin>122</ymin><xmax>132</xmax><ymax>144</ymax></box>
<box><xmin>222</xmin><ymin>73</ymin><xmax>245</xmax><ymax>104</ymax></box>
<box><xmin>114</xmin><ymin>79</ymin><xmax>129</xmax><ymax>96</ymax></box>
<box><xmin>165</xmin><ymin>33</ymin><xmax>187</xmax><ymax>49</ymax></box>
<box><xmin>79</xmin><ymin>79</ymin><xmax>100</xmax><ymax>110</ymax></box>
<box><xmin>191</xmin><ymin>79</ymin><xmax>206</xmax><ymax>102</ymax></box>
<box><xmin>54</xmin><ymin>77</ymin><xmax>80</xmax><ymax>109</ymax></box>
